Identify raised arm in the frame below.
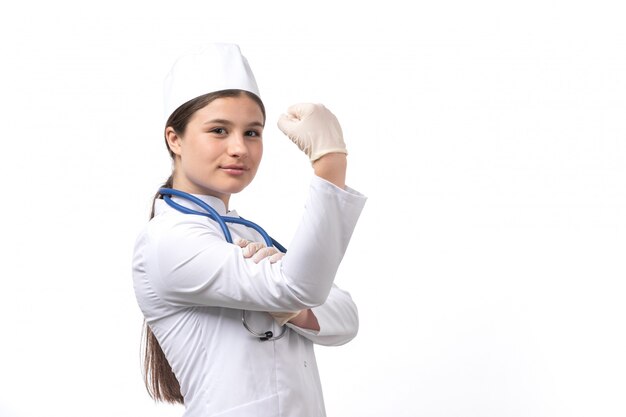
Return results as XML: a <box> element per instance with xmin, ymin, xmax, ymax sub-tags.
<box><xmin>135</xmin><ymin>103</ymin><xmax>365</xmax><ymax>314</ymax></box>
<box><xmin>277</xmin><ymin>102</ymin><xmax>348</xmax><ymax>189</ymax></box>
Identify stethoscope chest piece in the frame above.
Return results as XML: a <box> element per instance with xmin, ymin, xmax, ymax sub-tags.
<box><xmin>241</xmin><ymin>310</ymin><xmax>287</xmax><ymax>342</ymax></box>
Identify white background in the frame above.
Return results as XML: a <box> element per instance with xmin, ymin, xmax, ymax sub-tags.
<box><xmin>0</xmin><ymin>1</ymin><xmax>624</xmax><ymax>416</ymax></box>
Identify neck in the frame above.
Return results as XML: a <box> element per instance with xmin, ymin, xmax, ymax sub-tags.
<box><xmin>171</xmin><ymin>176</ymin><xmax>230</xmax><ymax>211</ymax></box>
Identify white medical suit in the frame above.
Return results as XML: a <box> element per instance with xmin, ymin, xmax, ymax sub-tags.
<box><xmin>133</xmin><ymin>175</ymin><xmax>366</xmax><ymax>417</ymax></box>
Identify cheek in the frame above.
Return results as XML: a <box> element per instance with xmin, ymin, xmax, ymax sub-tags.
<box><xmin>255</xmin><ymin>142</ymin><xmax>263</xmax><ymax>162</ymax></box>
<box><xmin>189</xmin><ymin>140</ymin><xmax>222</xmax><ymax>160</ymax></box>
<box><xmin>250</xmin><ymin>142</ymin><xmax>263</xmax><ymax>164</ymax></box>
<box><xmin>181</xmin><ymin>141</ymin><xmax>220</xmax><ymax>174</ymax></box>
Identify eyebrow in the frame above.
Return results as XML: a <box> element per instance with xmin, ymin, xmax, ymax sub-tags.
<box><xmin>203</xmin><ymin>119</ymin><xmax>264</xmax><ymax>128</ymax></box>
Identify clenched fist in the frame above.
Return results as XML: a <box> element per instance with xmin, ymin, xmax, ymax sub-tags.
<box><xmin>277</xmin><ymin>103</ymin><xmax>348</xmax><ymax>162</ymax></box>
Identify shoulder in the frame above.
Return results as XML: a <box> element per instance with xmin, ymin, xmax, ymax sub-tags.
<box><xmin>135</xmin><ymin>208</ymin><xmax>225</xmax><ymax>253</ymax></box>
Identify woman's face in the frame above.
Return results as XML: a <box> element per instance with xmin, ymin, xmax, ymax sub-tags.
<box><xmin>166</xmin><ymin>94</ymin><xmax>264</xmax><ymax>206</ymax></box>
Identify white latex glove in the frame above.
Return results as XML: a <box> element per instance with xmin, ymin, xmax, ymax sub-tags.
<box><xmin>277</xmin><ymin>103</ymin><xmax>347</xmax><ymax>162</ymax></box>
<box><xmin>234</xmin><ymin>239</ymin><xmax>300</xmax><ymax>325</ymax></box>
<box><xmin>235</xmin><ymin>238</ymin><xmax>284</xmax><ymax>263</ymax></box>
<box><xmin>268</xmin><ymin>311</ymin><xmax>301</xmax><ymax>326</ymax></box>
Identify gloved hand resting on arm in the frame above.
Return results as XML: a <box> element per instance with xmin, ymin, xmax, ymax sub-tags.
<box><xmin>235</xmin><ymin>238</ymin><xmax>284</xmax><ymax>264</ymax></box>
<box><xmin>278</xmin><ymin>103</ymin><xmax>348</xmax><ymax>189</ymax></box>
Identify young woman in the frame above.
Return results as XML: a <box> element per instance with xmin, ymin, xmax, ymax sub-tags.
<box><xmin>133</xmin><ymin>43</ymin><xmax>366</xmax><ymax>417</ymax></box>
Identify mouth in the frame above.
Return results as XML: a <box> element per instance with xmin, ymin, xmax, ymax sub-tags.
<box><xmin>220</xmin><ymin>164</ymin><xmax>248</xmax><ymax>175</ymax></box>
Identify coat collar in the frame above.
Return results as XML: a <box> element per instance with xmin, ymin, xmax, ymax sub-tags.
<box><xmin>155</xmin><ymin>193</ymin><xmax>238</xmax><ymax>217</ymax></box>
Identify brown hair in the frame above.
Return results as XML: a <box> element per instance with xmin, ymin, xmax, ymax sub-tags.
<box><xmin>142</xmin><ymin>90</ymin><xmax>265</xmax><ymax>404</ymax></box>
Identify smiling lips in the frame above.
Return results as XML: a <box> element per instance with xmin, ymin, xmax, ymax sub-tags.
<box><xmin>220</xmin><ymin>164</ymin><xmax>248</xmax><ymax>176</ymax></box>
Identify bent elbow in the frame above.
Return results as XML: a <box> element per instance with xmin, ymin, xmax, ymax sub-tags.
<box><xmin>291</xmin><ymin>289</ymin><xmax>331</xmax><ymax>310</ymax></box>
<box><xmin>281</xmin><ymin>272</ymin><xmax>332</xmax><ymax>309</ymax></box>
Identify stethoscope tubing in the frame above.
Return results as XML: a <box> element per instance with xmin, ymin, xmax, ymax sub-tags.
<box><xmin>160</xmin><ymin>188</ymin><xmax>286</xmax><ymax>253</ymax></box>
<box><xmin>159</xmin><ymin>187</ymin><xmax>288</xmax><ymax>342</ymax></box>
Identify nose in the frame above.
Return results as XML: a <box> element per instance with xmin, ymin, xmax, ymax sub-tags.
<box><xmin>226</xmin><ymin>132</ymin><xmax>248</xmax><ymax>158</ymax></box>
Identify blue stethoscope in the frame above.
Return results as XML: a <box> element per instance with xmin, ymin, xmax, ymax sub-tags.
<box><xmin>159</xmin><ymin>188</ymin><xmax>288</xmax><ymax>341</ymax></box>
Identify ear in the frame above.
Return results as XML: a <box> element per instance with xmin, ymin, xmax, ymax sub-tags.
<box><xmin>165</xmin><ymin>127</ymin><xmax>183</xmax><ymax>157</ymax></box>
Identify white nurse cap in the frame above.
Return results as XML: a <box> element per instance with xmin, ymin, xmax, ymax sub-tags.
<box><xmin>163</xmin><ymin>43</ymin><xmax>260</xmax><ymax>124</ymax></box>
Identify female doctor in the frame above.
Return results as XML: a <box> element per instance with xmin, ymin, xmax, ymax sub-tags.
<box><xmin>132</xmin><ymin>43</ymin><xmax>367</xmax><ymax>417</ymax></box>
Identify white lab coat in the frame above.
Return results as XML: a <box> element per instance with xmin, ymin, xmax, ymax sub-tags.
<box><xmin>132</xmin><ymin>175</ymin><xmax>366</xmax><ymax>417</ymax></box>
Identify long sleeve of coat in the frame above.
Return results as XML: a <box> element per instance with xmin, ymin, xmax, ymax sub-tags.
<box><xmin>287</xmin><ymin>284</ymin><xmax>359</xmax><ymax>346</ymax></box>
<box><xmin>133</xmin><ymin>176</ymin><xmax>366</xmax><ymax>314</ymax></box>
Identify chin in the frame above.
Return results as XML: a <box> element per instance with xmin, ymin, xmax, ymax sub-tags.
<box><xmin>220</xmin><ymin>183</ymin><xmax>251</xmax><ymax>195</ymax></box>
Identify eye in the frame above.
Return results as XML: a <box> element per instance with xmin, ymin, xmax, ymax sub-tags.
<box><xmin>245</xmin><ymin>130</ymin><xmax>262</xmax><ymax>138</ymax></box>
<box><xmin>209</xmin><ymin>127</ymin><xmax>227</xmax><ymax>135</ymax></box>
